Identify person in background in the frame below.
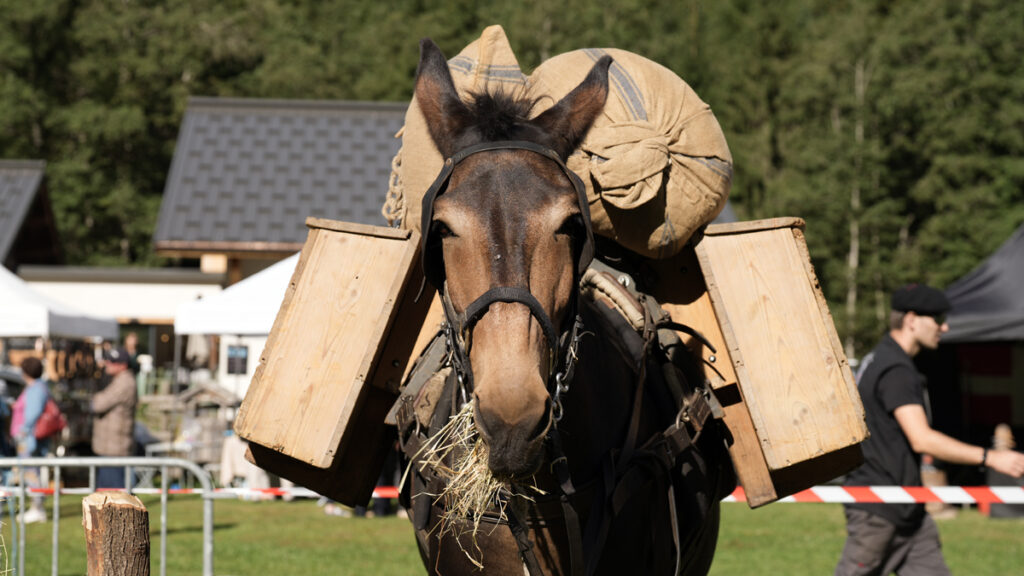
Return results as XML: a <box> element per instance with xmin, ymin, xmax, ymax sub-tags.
<box><xmin>836</xmin><ymin>284</ymin><xmax>1024</xmax><ymax>575</ymax></box>
<box><xmin>0</xmin><ymin>375</ymin><xmax>13</xmax><ymax>457</ymax></box>
<box><xmin>11</xmin><ymin>357</ymin><xmax>51</xmax><ymax>523</ymax></box>
<box><xmin>92</xmin><ymin>347</ymin><xmax>138</xmax><ymax>489</ymax></box>
<box><xmin>124</xmin><ymin>331</ymin><xmax>141</xmax><ymax>375</ymax></box>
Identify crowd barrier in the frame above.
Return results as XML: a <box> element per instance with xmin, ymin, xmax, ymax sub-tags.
<box><xmin>0</xmin><ymin>456</ymin><xmax>214</xmax><ymax>576</ymax></box>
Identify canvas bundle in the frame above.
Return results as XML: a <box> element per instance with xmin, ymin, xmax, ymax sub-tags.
<box><xmin>383</xmin><ymin>25</ymin><xmax>732</xmax><ymax>259</ymax></box>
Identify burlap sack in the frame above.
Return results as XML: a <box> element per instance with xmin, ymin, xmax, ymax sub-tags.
<box><xmin>528</xmin><ymin>48</ymin><xmax>732</xmax><ymax>259</ymax></box>
<box><xmin>382</xmin><ymin>25</ymin><xmax>528</xmax><ymax>230</ymax></box>
<box><xmin>384</xmin><ymin>27</ymin><xmax>731</xmax><ymax>259</ymax></box>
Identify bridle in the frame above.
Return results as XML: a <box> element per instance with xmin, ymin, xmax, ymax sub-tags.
<box><xmin>420</xmin><ymin>140</ymin><xmax>594</xmax><ymax>418</ymax></box>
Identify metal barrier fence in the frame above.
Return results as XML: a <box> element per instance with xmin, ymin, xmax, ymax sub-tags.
<box><xmin>0</xmin><ymin>456</ymin><xmax>215</xmax><ymax>576</ymax></box>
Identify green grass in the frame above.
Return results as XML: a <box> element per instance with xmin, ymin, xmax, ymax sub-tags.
<box><xmin>2</xmin><ymin>497</ymin><xmax>1021</xmax><ymax>575</ymax></box>
<box><xmin>710</xmin><ymin>503</ymin><xmax>1024</xmax><ymax>575</ymax></box>
<box><xmin>2</xmin><ymin>495</ymin><xmax>422</xmax><ymax>576</ymax></box>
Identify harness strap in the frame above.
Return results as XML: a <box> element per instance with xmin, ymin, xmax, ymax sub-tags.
<box><xmin>411</xmin><ymin>369</ymin><xmax>459</xmax><ymax>532</ymax></box>
<box><xmin>505</xmin><ymin>498</ymin><xmax>547</xmax><ymax>576</ymax></box>
<box><xmin>547</xmin><ymin>428</ymin><xmax>584</xmax><ymax>576</ymax></box>
<box><xmin>459</xmin><ymin>285</ymin><xmax>559</xmax><ymax>359</ymax></box>
<box><xmin>618</xmin><ymin>300</ymin><xmax>657</xmax><ymax>468</ymax></box>
<box><xmin>583</xmin><ymin>457</ymin><xmax>616</xmax><ymax>576</ymax></box>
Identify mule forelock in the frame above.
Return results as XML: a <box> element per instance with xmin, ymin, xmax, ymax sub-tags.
<box><xmin>416</xmin><ymin>38</ymin><xmax>609</xmax><ymax>159</ymax></box>
<box><xmin>457</xmin><ymin>91</ymin><xmax>550</xmax><ymax>148</ymax></box>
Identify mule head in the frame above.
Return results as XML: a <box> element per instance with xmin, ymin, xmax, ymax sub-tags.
<box><xmin>415</xmin><ymin>39</ymin><xmax>610</xmax><ymax>480</ymax></box>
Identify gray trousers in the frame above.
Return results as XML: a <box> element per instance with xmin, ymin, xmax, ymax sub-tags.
<box><xmin>835</xmin><ymin>507</ymin><xmax>951</xmax><ymax>576</ymax></box>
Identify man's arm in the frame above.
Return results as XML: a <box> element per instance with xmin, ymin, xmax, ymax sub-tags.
<box><xmin>894</xmin><ymin>404</ymin><xmax>1024</xmax><ymax>478</ymax></box>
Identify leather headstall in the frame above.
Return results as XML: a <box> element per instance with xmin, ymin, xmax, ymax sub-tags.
<box><xmin>420</xmin><ymin>140</ymin><xmax>594</xmax><ymax>410</ymax></box>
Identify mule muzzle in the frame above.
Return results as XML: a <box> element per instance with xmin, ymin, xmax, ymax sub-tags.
<box><xmin>474</xmin><ymin>399</ymin><xmax>553</xmax><ymax>480</ymax></box>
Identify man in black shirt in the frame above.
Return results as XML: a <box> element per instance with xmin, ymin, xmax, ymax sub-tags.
<box><xmin>836</xmin><ymin>284</ymin><xmax>1024</xmax><ymax>576</ymax></box>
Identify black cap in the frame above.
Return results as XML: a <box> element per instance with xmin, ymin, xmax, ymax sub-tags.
<box><xmin>104</xmin><ymin>347</ymin><xmax>131</xmax><ymax>364</ymax></box>
<box><xmin>891</xmin><ymin>284</ymin><xmax>951</xmax><ymax>316</ymax></box>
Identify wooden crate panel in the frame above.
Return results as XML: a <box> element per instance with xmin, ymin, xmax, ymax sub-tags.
<box><xmin>649</xmin><ymin>247</ymin><xmax>778</xmax><ymax>506</ymax></box>
<box><xmin>649</xmin><ymin>246</ymin><xmax>738</xmax><ymax>391</ymax></box>
<box><xmin>235</xmin><ymin>220</ymin><xmax>419</xmax><ymax>469</ymax></box>
<box><xmin>697</xmin><ymin>221</ymin><xmax>866</xmax><ymax>472</ymax></box>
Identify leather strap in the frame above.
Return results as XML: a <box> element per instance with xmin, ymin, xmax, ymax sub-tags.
<box><xmin>548</xmin><ymin>428</ymin><xmax>584</xmax><ymax>576</ymax></box>
<box><xmin>506</xmin><ymin>497</ymin><xmax>547</xmax><ymax>576</ymax></box>
<box><xmin>459</xmin><ymin>286</ymin><xmax>559</xmax><ymax>355</ymax></box>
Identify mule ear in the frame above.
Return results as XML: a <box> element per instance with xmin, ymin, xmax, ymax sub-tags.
<box><xmin>415</xmin><ymin>39</ymin><xmax>473</xmax><ymax>158</ymax></box>
<box><xmin>532</xmin><ymin>55</ymin><xmax>612</xmax><ymax>159</ymax></box>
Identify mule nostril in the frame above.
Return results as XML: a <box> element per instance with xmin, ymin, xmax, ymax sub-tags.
<box><xmin>527</xmin><ymin>401</ymin><xmax>553</xmax><ymax>442</ymax></box>
<box><xmin>472</xmin><ymin>398</ymin><xmax>498</xmax><ymax>440</ymax></box>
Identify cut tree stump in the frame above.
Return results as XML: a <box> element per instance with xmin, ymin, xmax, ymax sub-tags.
<box><xmin>82</xmin><ymin>492</ymin><xmax>150</xmax><ymax>576</ymax></box>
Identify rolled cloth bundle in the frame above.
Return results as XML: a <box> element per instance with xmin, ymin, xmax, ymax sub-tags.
<box><xmin>384</xmin><ymin>26</ymin><xmax>731</xmax><ymax>259</ymax></box>
<box><xmin>382</xmin><ymin>26</ymin><xmax>528</xmax><ymax>232</ymax></box>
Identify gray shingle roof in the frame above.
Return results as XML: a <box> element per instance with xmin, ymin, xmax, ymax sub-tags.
<box><xmin>154</xmin><ymin>97</ymin><xmax>407</xmax><ymax>255</ymax></box>
<box><xmin>0</xmin><ymin>160</ymin><xmax>46</xmax><ymax>263</ymax></box>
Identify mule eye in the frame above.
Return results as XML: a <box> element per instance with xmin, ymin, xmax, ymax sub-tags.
<box><xmin>432</xmin><ymin>220</ymin><xmax>457</xmax><ymax>239</ymax></box>
<box><xmin>555</xmin><ymin>214</ymin><xmax>584</xmax><ymax>238</ymax></box>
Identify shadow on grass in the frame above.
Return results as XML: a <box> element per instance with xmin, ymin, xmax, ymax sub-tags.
<box><xmin>157</xmin><ymin>521</ymin><xmax>238</xmax><ymax>534</ymax></box>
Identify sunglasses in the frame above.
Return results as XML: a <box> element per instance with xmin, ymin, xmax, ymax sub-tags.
<box><xmin>922</xmin><ymin>313</ymin><xmax>947</xmax><ymax>325</ymax></box>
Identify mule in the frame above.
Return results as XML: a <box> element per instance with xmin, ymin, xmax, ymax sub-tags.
<box><xmin>399</xmin><ymin>38</ymin><xmax>734</xmax><ymax>576</ymax></box>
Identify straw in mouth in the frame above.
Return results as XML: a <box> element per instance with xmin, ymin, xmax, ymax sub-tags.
<box><xmin>404</xmin><ymin>400</ymin><xmax>545</xmax><ymax>568</ymax></box>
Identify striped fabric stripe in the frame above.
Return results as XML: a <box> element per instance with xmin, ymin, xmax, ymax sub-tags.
<box><xmin>693</xmin><ymin>156</ymin><xmax>733</xmax><ymax>180</ymax></box>
<box><xmin>583</xmin><ymin>48</ymin><xmax>647</xmax><ymax>122</ymax></box>
<box><xmin>449</xmin><ymin>56</ymin><xmax>526</xmax><ymax>84</ymax></box>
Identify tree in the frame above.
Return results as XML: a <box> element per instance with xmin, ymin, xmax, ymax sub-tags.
<box><xmin>2</xmin><ymin>0</ymin><xmax>1022</xmax><ymax>360</ymax></box>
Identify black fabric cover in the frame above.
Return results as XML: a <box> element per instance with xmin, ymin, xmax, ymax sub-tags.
<box><xmin>944</xmin><ymin>224</ymin><xmax>1024</xmax><ymax>342</ymax></box>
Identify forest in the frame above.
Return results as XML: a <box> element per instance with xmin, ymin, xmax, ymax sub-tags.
<box><xmin>2</xmin><ymin>0</ymin><xmax>1022</xmax><ymax>356</ymax></box>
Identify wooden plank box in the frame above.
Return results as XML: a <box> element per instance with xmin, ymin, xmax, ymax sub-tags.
<box><xmin>234</xmin><ymin>217</ymin><xmax>436</xmax><ymax>507</ymax></box>
<box><xmin>650</xmin><ymin>218</ymin><xmax>868</xmax><ymax>507</ymax></box>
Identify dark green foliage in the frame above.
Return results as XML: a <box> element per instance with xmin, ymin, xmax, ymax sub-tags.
<box><xmin>1</xmin><ymin>0</ymin><xmax>1021</xmax><ymax>356</ymax></box>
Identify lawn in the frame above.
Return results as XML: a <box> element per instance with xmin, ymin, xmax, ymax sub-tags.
<box><xmin>3</xmin><ymin>496</ymin><xmax>1021</xmax><ymax>575</ymax></box>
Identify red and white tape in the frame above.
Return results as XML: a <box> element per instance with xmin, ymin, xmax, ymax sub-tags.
<box><xmin>7</xmin><ymin>485</ymin><xmax>1022</xmax><ymax>504</ymax></box>
<box><xmin>2</xmin><ymin>486</ymin><xmax>401</xmax><ymax>499</ymax></box>
<box><xmin>724</xmin><ymin>485</ymin><xmax>1024</xmax><ymax>504</ymax></box>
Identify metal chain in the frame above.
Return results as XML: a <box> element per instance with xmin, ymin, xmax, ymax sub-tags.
<box><xmin>551</xmin><ymin>314</ymin><xmax>584</xmax><ymax>421</ymax></box>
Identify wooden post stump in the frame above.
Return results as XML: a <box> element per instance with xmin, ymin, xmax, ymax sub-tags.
<box><xmin>82</xmin><ymin>492</ymin><xmax>150</xmax><ymax>576</ymax></box>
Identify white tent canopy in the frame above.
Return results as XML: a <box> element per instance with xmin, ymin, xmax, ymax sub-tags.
<box><xmin>174</xmin><ymin>253</ymin><xmax>298</xmax><ymax>335</ymax></box>
<box><xmin>0</xmin><ymin>266</ymin><xmax>119</xmax><ymax>340</ymax></box>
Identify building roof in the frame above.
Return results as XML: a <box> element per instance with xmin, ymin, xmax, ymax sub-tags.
<box><xmin>153</xmin><ymin>97</ymin><xmax>407</xmax><ymax>257</ymax></box>
<box><xmin>0</xmin><ymin>160</ymin><xmax>48</xmax><ymax>267</ymax></box>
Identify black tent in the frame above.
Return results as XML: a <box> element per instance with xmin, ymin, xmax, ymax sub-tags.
<box><xmin>944</xmin><ymin>223</ymin><xmax>1024</xmax><ymax>342</ymax></box>
<box><xmin>919</xmin><ymin>223</ymin><xmax>1024</xmax><ymax>492</ymax></box>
